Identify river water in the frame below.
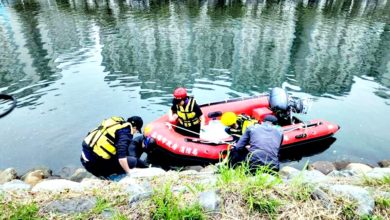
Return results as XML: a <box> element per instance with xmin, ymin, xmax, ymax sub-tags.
<box><xmin>0</xmin><ymin>0</ymin><xmax>389</xmax><ymax>172</ymax></box>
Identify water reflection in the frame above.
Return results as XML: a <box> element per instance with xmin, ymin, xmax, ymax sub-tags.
<box><xmin>0</xmin><ymin>0</ymin><xmax>389</xmax><ymax>171</ymax></box>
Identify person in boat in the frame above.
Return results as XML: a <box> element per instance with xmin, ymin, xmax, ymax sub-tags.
<box><xmin>232</xmin><ymin>115</ymin><xmax>283</xmax><ymax>172</ymax></box>
<box><xmin>168</xmin><ymin>87</ymin><xmax>205</xmax><ymax>138</ymax></box>
<box><xmin>220</xmin><ymin>112</ymin><xmax>259</xmax><ymax>142</ymax></box>
<box><xmin>80</xmin><ymin>116</ymin><xmax>150</xmax><ymax>178</ymax></box>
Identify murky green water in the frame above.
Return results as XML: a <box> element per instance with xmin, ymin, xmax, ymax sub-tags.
<box><xmin>0</xmin><ymin>0</ymin><xmax>389</xmax><ymax>172</ymax></box>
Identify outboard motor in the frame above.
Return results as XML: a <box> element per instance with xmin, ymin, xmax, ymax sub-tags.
<box><xmin>269</xmin><ymin>87</ymin><xmax>310</xmax><ymax>125</ymax></box>
<box><xmin>270</xmin><ymin>87</ymin><xmax>289</xmax><ymax>112</ymax></box>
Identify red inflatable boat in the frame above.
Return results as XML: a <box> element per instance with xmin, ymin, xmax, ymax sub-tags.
<box><xmin>144</xmin><ymin>93</ymin><xmax>340</xmax><ymax>167</ymax></box>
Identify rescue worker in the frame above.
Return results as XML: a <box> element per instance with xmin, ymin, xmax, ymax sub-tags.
<box><xmin>220</xmin><ymin>112</ymin><xmax>258</xmax><ymax>142</ymax></box>
<box><xmin>80</xmin><ymin>116</ymin><xmax>149</xmax><ymax>178</ymax></box>
<box><xmin>168</xmin><ymin>87</ymin><xmax>205</xmax><ymax>138</ymax></box>
<box><xmin>233</xmin><ymin>115</ymin><xmax>283</xmax><ymax>172</ymax></box>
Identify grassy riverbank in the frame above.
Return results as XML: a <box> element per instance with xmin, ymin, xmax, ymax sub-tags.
<box><xmin>1</xmin><ymin>162</ymin><xmax>389</xmax><ymax>220</ymax></box>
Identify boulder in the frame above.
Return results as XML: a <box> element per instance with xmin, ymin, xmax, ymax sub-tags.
<box><xmin>32</xmin><ymin>179</ymin><xmax>83</xmax><ymax>193</ymax></box>
<box><xmin>127</xmin><ymin>182</ymin><xmax>153</xmax><ymax>205</ymax></box>
<box><xmin>198</xmin><ymin>190</ymin><xmax>221</xmax><ymax>212</ymax></box>
<box><xmin>80</xmin><ymin>178</ymin><xmax>107</xmax><ymax>190</ymax></box>
<box><xmin>197</xmin><ymin>175</ymin><xmax>218</xmax><ymax>187</ymax></box>
<box><xmin>0</xmin><ymin>168</ymin><xmax>17</xmax><ymax>184</ymax></box>
<box><xmin>288</xmin><ymin>170</ymin><xmax>328</xmax><ymax>184</ymax></box>
<box><xmin>70</xmin><ymin>168</ymin><xmax>93</xmax><ymax>182</ymax></box>
<box><xmin>309</xmin><ymin>161</ymin><xmax>336</xmax><ymax>175</ymax></box>
<box><xmin>378</xmin><ymin>160</ymin><xmax>390</xmax><ymax>168</ymax></box>
<box><xmin>128</xmin><ymin>167</ymin><xmax>166</xmax><ymax>178</ymax></box>
<box><xmin>43</xmin><ymin>197</ymin><xmax>97</xmax><ymax>214</ymax></box>
<box><xmin>344</xmin><ymin>163</ymin><xmax>372</xmax><ymax>174</ymax></box>
<box><xmin>58</xmin><ymin>166</ymin><xmax>79</xmax><ymax>179</ymax></box>
<box><xmin>200</xmin><ymin>165</ymin><xmax>217</xmax><ymax>173</ymax></box>
<box><xmin>179</xmin><ymin>170</ymin><xmax>199</xmax><ymax>175</ymax></box>
<box><xmin>183</xmin><ymin>166</ymin><xmax>203</xmax><ymax>172</ymax></box>
<box><xmin>327</xmin><ymin>170</ymin><xmax>358</xmax><ymax>178</ymax></box>
<box><xmin>24</xmin><ymin>170</ymin><xmax>45</xmax><ymax>186</ymax></box>
<box><xmin>21</xmin><ymin>167</ymin><xmax>52</xmax><ymax>180</ymax></box>
<box><xmin>311</xmin><ymin>187</ymin><xmax>334</xmax><ymax>209</ymax></box>
<box><xmin>333</xmin><ymin>161</ymin><xmax>351</xmax><ymax>170</ymax></box>
<box><xmin>0</xmin><ymin>180</ymin><xmax>31</xmax><ymax>191</ymax></box>
<box><xmin>326</xmin><ymin>184</ymin><xmax>374</xmax><ymax>216</ymax></box>
<box><xmin>279</xmin><ymin>166</ymin><xmax>299</xmax><ymax>178</ymax></box>
<box><xmin>364</xmin><ymin>168</ymin><xmax>390</xmax><ymax>180</ymax></box>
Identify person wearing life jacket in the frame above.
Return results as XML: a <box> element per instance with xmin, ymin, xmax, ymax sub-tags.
<box><xmin>221</xmin><ymin>112</ymin><xmax>259</xmax><ymax>142</ymax></box>
<box><xmin>233</xmin><ymin>115</ymin><xmax>283</xmax><ymax>172</ymax></box>
<box><xmin>80</xmin><ymin>116</ymin><xmax>150</xmax><ymax>178</ymax></box>
<box><xmin>168</xmin><ymin>87</ymin><xmax>205</xmax><ymax>138</ymax></box>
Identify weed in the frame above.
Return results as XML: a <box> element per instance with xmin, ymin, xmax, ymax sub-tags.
<box><xmin>151</xmin><ymin>182</ymin><xmax>205</xmax><ymax>220</ymax></box>
<box><xmin>112</xmin><ymin>210</ymin><xmax>128</xmax><ymax>220</ymax></box>
<box><xmin>339</xmin><ymin>199</ymin><xmax>357</xmax><ymax>219</ymax></box>
<box><xmin>245</xmin><ymin>189</ymin><xmax>281</xmax><ymax>218</ymax></box>
<box><xmin>92</xmin><ymin>197</ymin><xmax>112</xmax><ymax>214</ymax></box>
<box><xmin>362</xmin><ymin>176</ymin><xmax>390</xmax><ymax>189</ymax></box>
<box><xmin>0</xmin><ymin>201</ymin><xmax>41</xmax><ymax>220</ymax></box>
<box><xmin>375</xmin><ymin>197</ymin><xmax>390</xmax><ymax>209</ymax></box>
<box><xmin>288</xmin><ymin>174</ymin><xmax>314</xmax><ymax>201</ymax></box>
<box><xmin>360</xmin><ymin>215</ymin><xmax>384</xmax><ymax>220</ymax></box>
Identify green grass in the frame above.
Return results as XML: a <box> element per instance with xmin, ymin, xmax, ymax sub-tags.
<box><xmin>92</xmin><ymin>197</ymin><xmax>112</xmax><ymax>214</ymax></box>
<box><xmin>337</xmin><ymin>199</ymin><xmax>357</xmax><ymax>219</ymax></box>
<box><xmin>0</xmin><ymin>201</ymin><xmax>41</xmax><ymax>220</ymax></box>
<box><xmin>112</xmin><ymin>211</ymin><xmax>128</xmax><ymax>220</ymax></box>
<box><xmin>217</xmin><ymin>162</ymin><xmax>282</xmax><ymax>217</ymax></box>
<box><xmin>375</xmin><ymin>197</ymin><xmax>390</xmax><ymax>209</ymax></box>
<box><xmin>362</xmin><ymin>176</ymin><xmax>390</xmax><ymax>188</ymax></box>
<box><xmin>151</xmin><ymin>182</ymin><xmax>205</xmax><ymax>220</ymax></box>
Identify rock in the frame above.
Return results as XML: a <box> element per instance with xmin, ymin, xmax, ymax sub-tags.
<box><xmin>128</xmin><ymin>168</ymin><xmax>166</xmax><ymax>178</ymax></box>
<box><xmin>198</xmin><ymin>190</ymin><xmax>221</xmax><ymax>212</ymax></box>
<box><xmin>378</xmin><ymin>160</ymin><xmax>390</xmax><ymax>168</ymax></box>
<box><xmin>0</xmin><ymin>180</ymin><xmax>31</xmax><ymax>191</ymax></box>
<box><xmin>180</xmin><ymin>170</ymin><xmax>199</xmax><ymax>175</ymax></box>
<box><xmin>199</xmin><ymin>165</ymin><xmax>217</xmax><ymax>173</ymax></box>
<box><xmin>70</xmin><ymin>168</ymin><xmax>93</xmax><ymax>182</ymax></box>
<box><xmin>0</xmin><ymin>168</ymin><xmax>17</xmax><ymax>184</ymax></box>
<box><xmin>326</xmin><ymin>184</ymin><xmax>374</xmax><ymax>216</ymax></box>
<box><xmin>24</xmin><ymin>170</ymin><xmax>45</xmax><ymax>186</ymax></box>
<box><xmin>183</xmin><ymin>166</ymin><xmax>203</xmax><ymax>172</ymax></box>
<box><xmin>333</xmin><ymin>161</ymin><xmax>351</xmax><ymax>170</ymax></box>
<box><xmin>43</xmin><ymin>197</ymin><xmax>97</xmax><ymax>214</ymax></box>
<box><xmin>32</xmin><ymin>179</ymin><xmax>83</xmax><ymax>193</ymax></box>
<box><xmin>279</xmin><ymin>166</ymin><xmax>299</xmax><ymax>178</ymax></box>
<box><xmin>127</xmin><ymin>182</ymin><xmax>153</xmax><ymax>205</ymax></box>
<box><xmin>172</xmin><ymin>186</ymin><xmax>188</xmax><ymax>193</ymax></box>
<box><xmin>80</xmin><ymin>178</ymin><xmax>107</xmax><ymax>189</ymax></box>
<box><xmin>58</xmin><ymin>166</ymin><xmax>79</xmax><ymax>179</ymax></box>
<box><xmin>364</xmin><ymin>168</ymin><xmax>390</xmax><ymax>179</ymax></box>
<box><xmin>197</xmin><ymin>175</ymin><xmax>218</xmax><ymax>187</ymax></box>
<box><xmin>288</xmin><ymin>170</ymin><xmax>328</xmax><ymax>184</ymax></box>
<box><xmin>309</xmin><ymin>161</ymin><xmax>336</xmax><ymax>175</ymax></box>
<box><xmin>21</xmin><ymin>167</ymin><xmax>52</xmax><ymax>180</ymax></box>
<box><xmin>311</xmin><ymin>187</ymin><xmax>333</xmax><ymax>209</ymax></box>
<box><xmin>344</xmin><ymin>163</ymin><xmax>372</xmax><ymax>174</ymax></box>
<box><xmin>327</xmin><ymin>170</ymin><xmax>358</xmax><ymax>177</ymax></box>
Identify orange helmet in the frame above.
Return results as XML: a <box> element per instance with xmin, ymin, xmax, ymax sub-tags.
<box><xmin>173</xmin><ymin>87</ymin><xmax>187</xmax><ymax>99</ymax></box>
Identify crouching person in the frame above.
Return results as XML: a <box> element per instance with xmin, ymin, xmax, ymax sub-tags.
<box><xmin>233</xmin><ymin>115</ymin><xmax>283</xmax><ymax>172</ymax></box>
<box><xmin>80</xmin><ymin>116</ymin><xmax>149</xmax><ymax>179</ymax></box>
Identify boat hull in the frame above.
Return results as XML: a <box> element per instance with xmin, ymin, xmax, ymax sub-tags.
<box><xmin>144</xmin><ymin>95</ymin><xmax>340</xmax><ymax>167</ymax></box>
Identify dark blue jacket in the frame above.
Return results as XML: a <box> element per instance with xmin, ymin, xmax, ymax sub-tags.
<box><xmin>235</xmin><ymin>123</ymin><xmax>283</xmax><ymax>169</ymax></box>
